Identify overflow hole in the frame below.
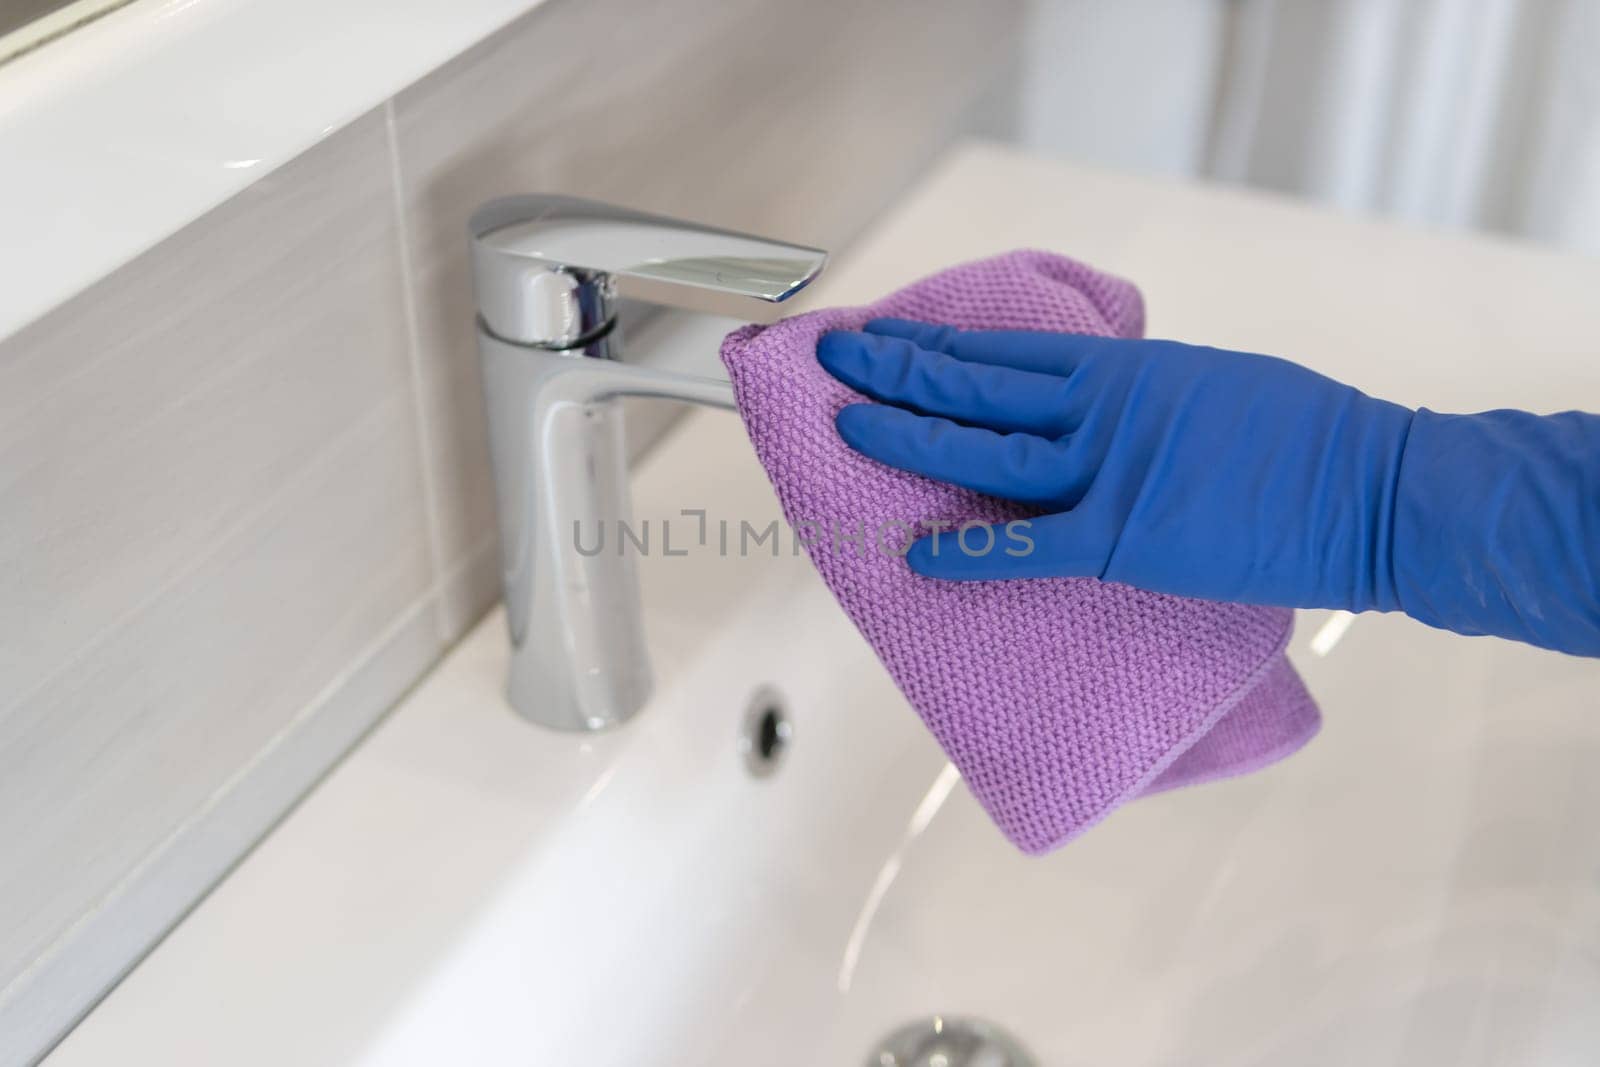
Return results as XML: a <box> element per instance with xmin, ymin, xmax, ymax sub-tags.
<box><xmin>741</xmin><ymin>686</ymin><xmax>791</xmax><ymax>778</ymax></box>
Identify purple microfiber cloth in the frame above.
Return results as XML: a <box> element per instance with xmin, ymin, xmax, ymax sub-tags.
<box><xmin>720</xmin><ymin>250</ymin><xmax>1320</xmax><ymax>854</ymax></box>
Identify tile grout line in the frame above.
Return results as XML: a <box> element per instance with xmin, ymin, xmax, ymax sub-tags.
<box><xmin>383</xmin><ymin>97</ymin><xmax>451</xmax><ymax>645</ymax></box>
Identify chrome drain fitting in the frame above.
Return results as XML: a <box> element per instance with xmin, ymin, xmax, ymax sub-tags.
<box><xmin>866</xmin><ymin>1015</ymin><xmax>1036</xmax><ymax>1067</ymax></box>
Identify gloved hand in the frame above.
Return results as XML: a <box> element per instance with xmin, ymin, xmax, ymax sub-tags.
<box><xmin>817</xmin><ymin>318</ymin><xmax>1600</xmax><ymax>657</ymax></box>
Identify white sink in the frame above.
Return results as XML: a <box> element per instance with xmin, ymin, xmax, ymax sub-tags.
<box><xmin>46</xmin><ymin>408</ymin><xmax>1600</xmax><ymax>1066</ymax></box>
<box><xmin>47</xmin><ymin>145</ymin><xmax>1600</xmax><ymax>1065</ymax></box>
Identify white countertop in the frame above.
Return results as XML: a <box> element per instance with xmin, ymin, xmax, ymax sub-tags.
<box><xmin>0</xmin><ymin>0</ymin><xmax>548</xmax><ymax>344</ymax></box>
<box><xmin>44</xmin><ymin>144</ymin><xmax>1600</xmax><ymax>1065</ymax></box>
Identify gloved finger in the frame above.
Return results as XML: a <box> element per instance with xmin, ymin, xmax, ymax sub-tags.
<box><xmin>905</xmin><ymin>508</ymin><xmax>1118</xmax><ymax>581</ymax></box>
<box><xmin>863</xmin><ymin>318</ymin><xmax>1121</xmax><ymax>377</ymax></box>
<box><xmin>818</xmin><ymin>330</ymin><xmax>1089</xmax><ymax>437</ymax></box>
<box><xmin>835</xmin><ymin>403</ymin><xmax>1084</xmax><ymax>505</ymax></box>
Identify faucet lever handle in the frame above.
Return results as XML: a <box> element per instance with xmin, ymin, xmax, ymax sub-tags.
<box><xmin>469</xmin><ymin>194</ymin><xmax>828</xmax><ymax>348</ymax></box>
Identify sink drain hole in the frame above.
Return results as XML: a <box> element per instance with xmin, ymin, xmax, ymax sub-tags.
<box><xmin>740</xmin><ymin>686</ymin><xmax>791</xmax><ymax>777</ymax></box>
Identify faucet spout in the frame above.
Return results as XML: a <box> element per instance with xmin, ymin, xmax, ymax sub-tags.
<box><xmin>561</xmin><ymin>354</ymin><xmax>737</xmax><ymax>412</ymax></box>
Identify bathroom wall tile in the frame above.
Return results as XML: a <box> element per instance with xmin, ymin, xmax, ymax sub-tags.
<box><xmin>0</xmin><ymin>110</ymin><xmax>437</xmax><ymax>1052</ymax></box>
<box><xmin>390</xmin><ymin>0</ymin><xmax>1022</xmax><ymax>637</ymax></box>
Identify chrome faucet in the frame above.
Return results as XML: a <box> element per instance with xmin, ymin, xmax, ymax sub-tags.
<box><xmin>468</xmin><ymin>195</ymin><xmax>827</xmax><ymax>730</ymax></box>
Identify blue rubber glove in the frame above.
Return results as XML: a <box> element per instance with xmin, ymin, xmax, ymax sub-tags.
<box><xmin>817</xmin><ymin>318</ymin><xmax>1600</xmax><ymax>657</ymax></box>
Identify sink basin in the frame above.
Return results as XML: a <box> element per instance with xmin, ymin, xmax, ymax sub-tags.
<box><xmin>46</xmin><ymin>145</ymin><xmax>1600</xmax><ymax>1066</ymax></box>
<box><xmin>46</xmin><ymin>408</ymin><xmax>1600</xmax><ymax>1067</ymax></box>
